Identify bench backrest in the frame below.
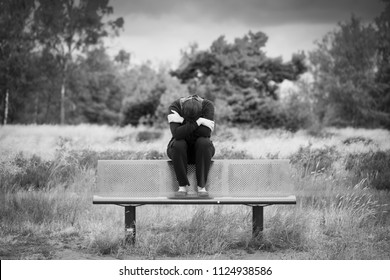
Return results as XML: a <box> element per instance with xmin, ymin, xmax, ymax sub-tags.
<box><xmin>96</xmin><ymin>160</ymin><xmax>294</xmax><ymax>198</ymax></box>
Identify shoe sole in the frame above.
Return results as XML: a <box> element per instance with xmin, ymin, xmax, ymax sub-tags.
<box><xmin>198</xmin><ymin>192</ymin><xmax>209</xmax><ymax>198</ymax></box>
<box><xmin>174</xmin><ymin>192</ymin><xmax>187</xmax><ymax>198</ymax></box>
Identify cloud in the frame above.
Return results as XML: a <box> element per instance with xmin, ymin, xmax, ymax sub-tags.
<box><xmin>112</xmin><ymin>0</ymin><xmax>384</xmax><ymax>26</ymax></box>
<box><xmin>105</xmin><ymin>14</ymin><xmax>334</xmax><ymax>66</ymax></box>
<box><xmin>106</xmin><ymin>0</ymin><xmax>385</xmax><ymax>65</ymax></box>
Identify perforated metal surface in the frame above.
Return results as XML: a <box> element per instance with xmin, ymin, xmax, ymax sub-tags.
<box><xmin>96</xmin><ymin>160</ymin><xmax>294</xmax><ymax>198</ymax></box>
<box><xmin>227</xmin><ymin>161</ymin><xmax>291</xmax><ymax>196</ymax></box>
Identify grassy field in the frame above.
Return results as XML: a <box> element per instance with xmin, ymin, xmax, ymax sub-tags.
<box><xmin>0</xmin><ymin>124</ymin><xmax>390</xmax><ymax>259</ymax></box>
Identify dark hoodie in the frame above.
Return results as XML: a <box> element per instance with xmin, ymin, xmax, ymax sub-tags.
<box><xmin>168</xmin><ymin>96</ymin><xmax>215</xmax><ymax>146</ymax></box>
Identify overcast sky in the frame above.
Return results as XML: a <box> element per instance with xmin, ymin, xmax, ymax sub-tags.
<box><xmin>105</xmin><ymin>0</ymin><xmax>384</xmax><ymax>67</ymax></box>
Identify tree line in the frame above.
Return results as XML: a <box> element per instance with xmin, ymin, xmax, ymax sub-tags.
<box><xmin>1</xmin><ymin>0</ymin><xmax>389</xmax><ymax>130</ymax></box>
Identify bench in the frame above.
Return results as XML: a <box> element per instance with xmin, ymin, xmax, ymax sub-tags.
<box><xmin>93</xmin><ymin>159</ymin><xmax>296</xmax><ymax>243</ymax></box>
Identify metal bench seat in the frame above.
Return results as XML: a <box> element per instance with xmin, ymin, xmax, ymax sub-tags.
<box><xmin>93</xmin><ymin>159</ymin><xmax>296</xmax><ymax>243</ymax></box>
<box><xmin>93</xmin><ymin>195</ymin><xmax>297</xmax><ymax>205</ymax></box>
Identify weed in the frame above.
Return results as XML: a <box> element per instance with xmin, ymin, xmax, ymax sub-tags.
<box><xmin>129</xmin><ymin>207</ymin><xmax>248</xmax><ymax>257</ymax></box>
<box><xmin>1</xmin><ymin>125</ymin><xmax>390</xmax><ymax>259</ymax></box>
<box><xmin>90</xmin><ymin>230</ymin><xmax>124</xmax><ymax>255</ymax></box>
<box><xmin>343</xmin><ymin>136</ymin><xmax>373</xmax><ymax>146</ymax></box>
<box><xmin>0</xmin><ymin>153</ymin><xmax>52</xmax><ymax>191</ymax></box>
<box><xmin>345</xmin><ymin>150</ymin><xmax>390</xmax><ymax>190</ymax></box>
<box><xmin>136</xmin><ymin>130</ymin><xmax>163</xmax><ymax>142</ymax></box>
<box><xmin>214</xmin><ymin>146</ymin><xmax>253</xmax><ymax>159</ymax></box>
<box><xmin>289</xmin><ymin>144</ymin><xmax>339</xmax><ymax>177</ymax></box>
<box><xmin>213</xmin><ymin>130</ymin><xmax>236</xmax><ymax>142</ymax></box>
<box><xmin>261</xmin><ymin>209</ymin><xmax>309</xmax><ymax>251</ymax></box>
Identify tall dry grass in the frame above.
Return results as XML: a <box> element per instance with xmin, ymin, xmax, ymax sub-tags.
<box><xmin>0</xmin><ymin>124</ymin><xmax>389</xmax><ymax>259</ymax></box>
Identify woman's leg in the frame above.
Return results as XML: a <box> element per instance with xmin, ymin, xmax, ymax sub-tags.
<box><xmin>194</xmin><ymin>137</ymin><xmax>215</xmax><ymax>189</ymax></box>
<box><xmin>167</xmin><ymin>139</ymin><xmax>190</xmax><ymax>187</ymax></box>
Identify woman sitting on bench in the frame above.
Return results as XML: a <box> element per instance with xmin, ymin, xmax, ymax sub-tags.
<box><xmin>166</xmin><ymin>79</ymin><xmax>215</xmax><ymax>197</ymax></box>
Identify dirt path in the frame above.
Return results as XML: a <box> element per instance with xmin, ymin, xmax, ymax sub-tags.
<box><xmin>0</xmin><ymin>234</ymin><xmax>310</xmax><ymax>260</ymax></box>
<box><xmin>1</xmin><ymin>244</ymin><xmax>309</xmax><ymax>260</ymax></box>
<box><xmin>54</xmin><ymin>248</ymin><xmax>309</xmax><ymax>260</ymax></box>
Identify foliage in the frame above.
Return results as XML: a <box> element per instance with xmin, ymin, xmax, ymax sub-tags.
<box><xmin>154</xmin><ymin>73</ymin><xmax>189</xmax><ymax>127</ymax></box>
<box><xmin>0</xmin><ymin>0</ymin><xmax>124</xmax><ymax>125</ymax></box>
<box><xmin>33</xmin><ymin>0</ymin><xmax>124</xmax><ymax>124</ymax></box>
<box><xmin>0</xmin><ymin>153</ymin><xmax>49</xmax><ymax>191</ymax></box>
<box><xmin>345</xmin><ymin>150</ymin><xmax>390</xmax><ymax>190</ymax></box>
<box><xmin>374</xmin><ymin>0</ymin><xmax>390</xmax><ymax>124</ymax></box>
<box><xmin>0</xmin><ymin>151</ymin><xmax>70</xmax><ymax>191</ymax></box>
<box><xmin>120</xmin><ymin>64</ymin><xmax>185</xmax><ymax>127</ymax></box>
<box><xmin>2</xmin><ymin>2</ymin><xmax>390</xmax><ymax>130</ymax></box>
<box><xmin>342</xmin><ymin>136</ymin><xmax>373</xmax><ymax>146</ymax></box>
<box><xmin>68</xmin><ymin>47</ymin><xmax>123</xmax><ymax>125</ymax></box>
<box><xmin>135</xmin><ymin>130</ymin><xmax>163</xmax><ymax>142</ymax></box>
<box><xmin>67</xmin><ymin>149</ymin><xmax>166</xmax><ymax>169</ymax></box>
<box><xmin>261</xmin><ymin>210</ymin><xmax>309</xmax><ymax>251</ymax></box>
<box><xmin>0</xmin><ymin>142</ymin><xmax>167</xmax><ymax>192</ymax></box>
<box><xmin>1</xmin><ymin>126</ymin><xmax>390</xmax><ymax>259</ymax></box>
<box><xmin>227</xmin><ymin>91</ymin><xmax>285</xmax><ymax>127</ymax></box>
<box><xmin>279</xmin><ymin>78</ymin><xmax>318</xmax><ymax>132</ymax></box>
<box><xmin>121</xmin><ymin>99</ymin><xmax>159</xmax><ymax>126</ymax></box>
<box><xmin>213</xmin><ymin>146</ymin><xmax>253</xmax><ymax>159</ymax></box>
<box><xmin>289</xmin><ymin>145</ymin><xmax>340</xmax><ymax>177</ymax></box>
<box><xmin>309</xmin><ymin>15</ymin><xmax>390</xmax><ymax>128</ymax></box>
<box><xmin>171</xmin><ymin>31</ymin><xmax>307</xmax><ymax>127</ymax></box>
<box><xmin>0</xmin><ymin>0</ymin><xmax>36</xmax><ymax>124</ymax></box>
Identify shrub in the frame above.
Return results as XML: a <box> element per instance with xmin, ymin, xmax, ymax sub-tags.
<box><xmin>214</xmin><ymin>147</ymin><xmax>253</xmax><ymax>159</ymax></box>
<box><xmin>0</xmin><ymin>153</ymin><xmax>52</xmax><ymax>191</ymax></box>
<box><xmin>261</xmin><ymin>210</ymin><xmax>308</xmax><ymax>251</ymax></box>
<box><xmin>280</xmin><ymin>93</ymin><xmax>314</xmax><ymax>132</ymax></box>
<box><xmin>90</xmin><ymin>230</ymin><xmax>124</xmax><ymax>255</ymax></box>
<box><xmin>129</xmin><ymin>207</ymin><xmax>247</xmax><ymax>257</ymax></box>
<box><xmin>113</xmin><ymin>134</ymin><xmax>134</xmax><ymax>143</ymax></box>
<box><xmin>121</xmin><ymin>99</ymin><xmax>158</xmax><ymax>126</ymax></box>
<box><xmin>136</xmin><ymin>130</ymin><xmax>162</xmax><ymax>142</ymax></box>
<box><xmin>68</xmin><ymin>149</ymin><xmax>166</xmax><ymax>169</ymax></box>
<box><xmin>345</xmin><ymin>150</ymin><xmax>390</xmax><ymax>190</ymax></box>
<box><xmin>227</xmin><ymin>93</ymin><xmax>286</xmax><ymax>128</ymax></box>
<box><xmin>141</xmin><ymin>150</ymin><xmax>166</xmax><ymax>160</ymax></box>
<box><xmin>342</xmin><ymin>136</ymin><xmax>373</xmax><ymax>146</ymax></box>
<box><xmin>306</xmin><ymin>123</ymin><xmax>334</xmax><ymax>138</ymax></box>
<box><xmin>213</xmin><ymin>129</ymin><xmax>236</xmax><ymax>142</ymax></box>
<box><xmin>0</xmin><ymin>147</ymin><xmax>168</xmax><ymax>192</ymax></box>
<box><xmin>289</xmin><ymin>145</ymin><xmax>339</xmax><ymax>177</ymax></box>
<box><xmin>0</xmin><ymin>148</ymin><xmax>94</xmax><ymax>191</ymax></box>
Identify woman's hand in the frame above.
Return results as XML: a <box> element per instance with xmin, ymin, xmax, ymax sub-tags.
<box><xmin>197</xmin><ymin>117</ymin><xmax>215</xmax><ymax>132</ymax></box>
<box><xmin>167</xmin><ymin>110</ymin><xmax>184</xmax><ymax>123</ymax></box>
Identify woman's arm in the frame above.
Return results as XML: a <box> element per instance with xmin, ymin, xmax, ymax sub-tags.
<box><xmin>194</xmin><ymin>100</ymin><xmax>215</xmax><ymax>137</ymax></box>
<box><xmin>168</xmin><ymin>101</ymin><xmax>199</xmax><ymax>140</ymax></box>
<box><xmin>169</xmin><ymin>121</ymin><xmax>199</xmax><ymax>140</ymax></box>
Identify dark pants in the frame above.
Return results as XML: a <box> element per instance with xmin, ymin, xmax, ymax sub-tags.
<box><xmin>167</xmin><ymin>137</ymin><xmax>215</xmax><ymax>189</ymax></box>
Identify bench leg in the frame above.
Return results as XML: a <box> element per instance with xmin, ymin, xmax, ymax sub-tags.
<box><xmin>252</xmin><ymin>206</ymin><xmax>264</xmax><ymax>238</ymax></box>
<box><xmin>125</xmin><ymin>206</ymin><xmax>136</xmax><ymax>244</ymax></box>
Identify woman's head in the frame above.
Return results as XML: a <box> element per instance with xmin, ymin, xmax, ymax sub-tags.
<box><xmin>182</xmin><ymin>98</ymin><xmax>202</xmax><ymax>121</ymax></box>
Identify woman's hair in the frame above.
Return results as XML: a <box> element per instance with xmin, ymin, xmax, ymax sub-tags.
<box><xmin>182</xmin><ymin>98</ymin><xmax>202</xmax><ymax>121</ymax></box>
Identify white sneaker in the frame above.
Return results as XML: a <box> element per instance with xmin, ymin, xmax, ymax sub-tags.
<box><xmin>175</xmin><ymin>186</ymin><xmax>187</xmax><ymax>197</ymax></box>
<box><xmin>197</xmin><ymin>187</ymin><xmax>209</xmax><ymax>197</ymax></box>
